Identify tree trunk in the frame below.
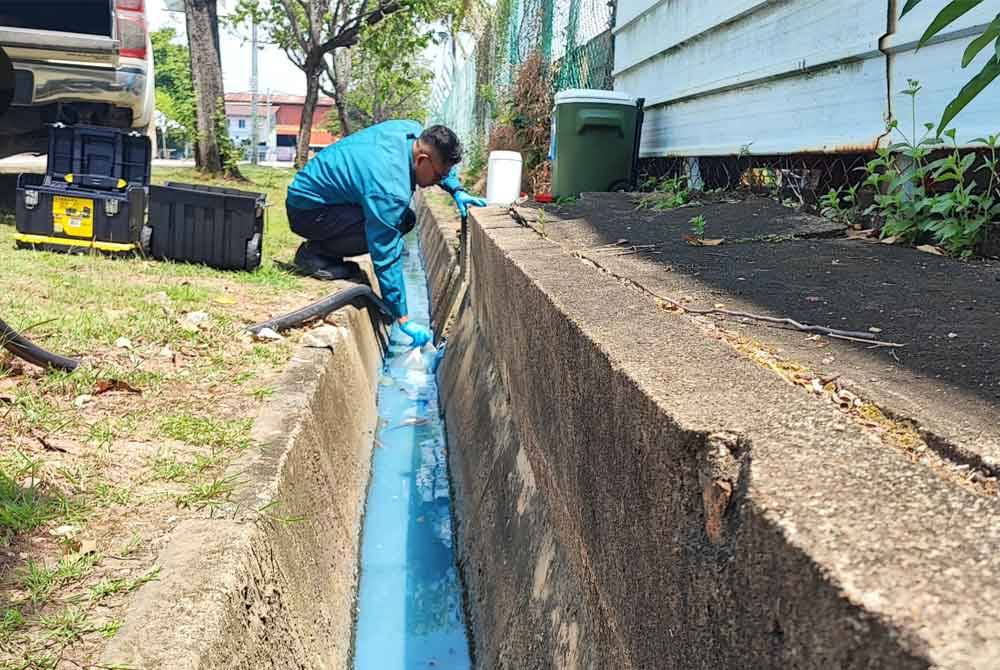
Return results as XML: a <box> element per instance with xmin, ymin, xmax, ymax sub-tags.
<box><xmin>334</xmin><ymin>92</ymin><xmax>352</xmax><ymax>138</ymax></box>
<box><xmin>185</xmin><ymin>0</ymin><xmax>235</xmax><ymax>177</ymax></box>
<box><xmin>332</xmin><ymin>51</ymin><xmax>352</xmax><ymax>137</ymax></box>
<box><xmin>296</xmin><ymin>62</ymin><xmax>321</xmax><ymax>169</ymax></box>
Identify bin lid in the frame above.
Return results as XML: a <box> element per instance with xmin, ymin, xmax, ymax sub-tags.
<box><xmin>488</xmin><ymin>150</ymin><xmax>522</xmax><ymax>162</ymax></box>
<box><xmin>554</xmin><ymin>89</ymin><xmax>636</xmax><ymax>107</ymax></box>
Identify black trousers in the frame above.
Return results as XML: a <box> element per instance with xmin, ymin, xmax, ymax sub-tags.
<box><xmin>286</xmin><ymin>202</ymin><xmax>417</xmax><ymax>260</ymax></box>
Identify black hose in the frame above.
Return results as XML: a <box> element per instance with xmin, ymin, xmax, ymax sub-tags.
<box><xmin>630</xmin><ymin>98</ymin><xmax>646</xmax><ymax>190</ymax></box>
<box><xmin>247</xmin><ymin>285</ymin><xmax>394</xmax><ymax>334</ymax></box>
<box><xmin>0</xmin><ymin>317</ymin><xmax>79</xmax><ymax>372</ymax></box>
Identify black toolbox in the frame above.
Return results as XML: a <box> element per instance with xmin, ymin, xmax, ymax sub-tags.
<box><xmin>145</xmin><ymin>182</ymin><xmax>265</xmax><ymax>271</ymax></box>
<box><xmin>15</xmin><ymin>124</ymin><xmax>151</xmax><ymax>255</ymax></box>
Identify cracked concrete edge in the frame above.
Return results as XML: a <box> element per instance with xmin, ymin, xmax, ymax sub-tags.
<box><xmin>421</xmin><ymin>202</ymin><xmax>1000</xmax><ymax>669</ymax></box>
<box><xmin>100</xmin><ymin>302</ymin><xmax>383</xmax><ymax>670</ymax></box>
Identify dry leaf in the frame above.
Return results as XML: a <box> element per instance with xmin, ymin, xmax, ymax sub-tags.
<box><xmin>916</xmin><ymin>244</ymin><xmax>945</xmax><ymax>256</ymax></box>
<box><xmin>179</xmin><ymin>311</ymin><xmax>210</xmax><ymax>333</ymax></box>
<box><xmin>683</xmin><ymin>235</ymin><xmax>724</xmax><ymax>246</ymax></box>
<box><xmin>880</xmin><ymin>236</ymin><xmax>900</xmax><ymax>245</ymax></box>
<box><xmin>214</xmin><ymin>295</ymin><xmax>238</xmax><ymax>306</ymax></box>
<box><xmin>847</xmin><ymin>228</ymin><xmax>876</xmax><ymax>239</ymax></box>
<box><xmin>78</xmin><ymin>539</ymin><xmax>98</xmax><ymax>556</ymax></box>
<box><xmin>144</xmin><ymin>291</ymin><xmax>171</xmax><ymax>307</ymax></box>
<box><xmin>51</xmin><ymin>524</ymin><xmax>79</xmax><ymax>538</ymax></box>
<box><xmin>114</xmin><ymin>337</ymin><xmax>133</xmax><ymax>349</ymax></box>
<box><xmin>252</xmin><ymin>327</ymin><xmax>283</xmax><ymax>342</ymax></box>
<box><xmin>94</xmin><ymin>379</ymin><xmax>142</xmax><ymax>395</ymax></box>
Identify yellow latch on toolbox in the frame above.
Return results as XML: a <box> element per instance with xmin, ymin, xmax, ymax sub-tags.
<box><xmin>63</xmin><ymin>175</ymin><xmax>126</xmax><ymax>188</ymax></box>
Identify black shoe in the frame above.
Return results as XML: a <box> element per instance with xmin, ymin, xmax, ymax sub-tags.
<box><xmin>292</xmin><ymin>243</ymin><xmax>360</xmax><ymax>280</ymax></box>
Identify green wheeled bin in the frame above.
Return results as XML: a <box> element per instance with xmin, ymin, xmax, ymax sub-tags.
<box><xmin>550</xmin><ymin>89</ymin><xmax>641</xmax><ymax>198</ymax></box>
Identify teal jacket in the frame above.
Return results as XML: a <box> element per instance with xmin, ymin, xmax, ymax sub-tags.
<box><xmin>286</xmin><ymin>120</ymin><xmax>463</xmax><ymax>319</ymax></box>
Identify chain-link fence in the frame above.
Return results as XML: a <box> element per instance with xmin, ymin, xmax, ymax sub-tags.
<box><xmin>640</xmin><ymin>154</ymin><xmax>875</xmax><ymax>202</ymax></box>
<box><xmin>429</xmin><ymin>0</ymin><xmax>615</xmax><ymax>169</ymax></box>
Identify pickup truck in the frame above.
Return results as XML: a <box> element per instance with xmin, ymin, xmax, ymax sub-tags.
<box><xmin>0</xmin><ymin>0</ymin><xmax>155</xmax><ymax>159</ymax></box>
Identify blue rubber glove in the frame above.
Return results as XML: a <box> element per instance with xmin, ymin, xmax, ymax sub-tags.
<box><xmin>454</xmin><ymin>190</ymin><xmax>487</xmax><ymax>218</ymax></box>
<box><xmin>399</xmin><ymin>319</ymin><xmax>432</xmax><ymax>348</ymax></box>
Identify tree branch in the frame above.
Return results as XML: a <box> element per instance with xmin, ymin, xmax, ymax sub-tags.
<box><xmin>283</xmin><ymin>44</ymin><xmax>306</xmax><ymax>71</ymax></box>
<box><xmin>318</xmin><ymin>0</ymin><xmax>404</xmax><ymax>53</ymax></box>
<box><xmin>277</xmin><ymin>0</ymin><xmax>311</xmax><ymax>54</ymax></box>
<box><xmin>307</xmin><ymin>0</ymin><xmax>323</xmax><ymax>48</ymax></box>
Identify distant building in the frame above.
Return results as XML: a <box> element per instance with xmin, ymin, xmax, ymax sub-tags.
<box><xmin>224</xmin><ymin>92</ymin><xmax>338</xmax><ymax>162</ymax></box>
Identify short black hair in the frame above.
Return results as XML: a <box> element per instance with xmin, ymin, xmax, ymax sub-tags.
<box><xmin>420</xmin><ymin>125</ymin><xmax>463</xmax><ymax>166</ymax></box>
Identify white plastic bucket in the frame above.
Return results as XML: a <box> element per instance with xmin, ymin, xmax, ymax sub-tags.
<box><xmin>485</xmin><ymin>151</ymin><xmax>523</xmax><ymax>205</ymax></box>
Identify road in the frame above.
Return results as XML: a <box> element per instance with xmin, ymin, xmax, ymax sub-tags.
<box><xmin>0</xmin><ymin>157</ymin><xmax>293</xmax><ymax>209</ymax></box>
<box><xmin>0</xmin><ymin>156</ymin><xmax>198</xmax><ymax>174</ymax></box>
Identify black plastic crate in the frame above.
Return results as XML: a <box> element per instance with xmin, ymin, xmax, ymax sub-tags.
<box><xmin>13</xmin><ymin>124</ymin><xmax>151</xmax><ymax>255</ymax></box>
<box><xmin>47</xmin><ymin>124</ymin><xmax>151</xmax><ymax>191</ymax></box>
<box><xmin>15</xmin><ymin>173</ymin><xmax>146</xmax><ymax>255</ymax></box>
<box><xmin>145</xmin><ymin>182</ymin><xmax>265</xmax><ymax>271</ymax></box>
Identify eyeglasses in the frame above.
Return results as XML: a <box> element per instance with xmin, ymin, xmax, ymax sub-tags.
<box><xmin>426</xmin><ymin>153</ymin><xmax>450</xmax><ymax>183</ymax></box>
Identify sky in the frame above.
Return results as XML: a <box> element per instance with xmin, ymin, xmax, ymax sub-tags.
<box><xmin>149</xmin><ymin>0</ymin><xmax>449</xmax><ymax>99</ymax></box>
<box><xmin>149</xmin><ymin>0</ymin><xmax>311</xmax><ymax>97</ymax></box>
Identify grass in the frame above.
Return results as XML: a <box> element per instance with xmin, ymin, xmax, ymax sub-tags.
<box><xmin>0</xmin><ymin>165</ymin><xmax>332</xmax><ymax>665</ymax></box>
<box><xmin>158</xmin><ymin>414</ymin><xmax>253</xmax><ymax>451</ymax></box>
<box><xmin>0</xmin><ymin>608</ymin><xmax>25</xmax><ymax>642</ymax></box>
<box><xmin>0</xmin><ymin>468</ymin><xmax>54</xmax><ymax>540</ymax></box>
<box><xmin>39</xmin><ymin>607</ymin><xmax>90</xmax><ymax>644</ymax></box>
<box><xmin>89</xmin><ymin>566</ymin><xmax>159</xmax><ymax>602</ymax></box>
<box><xmin>175</xmin><ymin>475</ymin><xmax>241</xmax><ymax>512</ymax></box>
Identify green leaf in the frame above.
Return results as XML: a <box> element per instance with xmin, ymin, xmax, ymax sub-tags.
<box><xmin>900</xmin><ymin>0</ymin><xmax>924</xmax><ymax>19</ymax></box>
<box><xmin>919</xmin><ymin>0</ymin><xmax>984</xmax><ymax>48</ymax></box>
<box><xmin>939</xmin><ymin>56</ymin><xmax>1000</xmax><ymax>132</ymax></box>
<box><xmin>961</xmin><ymin>152</ymin><xmax>978</xmax><ymax>172</ymax></box>
<box><xmin>962</xmin><ymin>13</ymin><xmax>1000</xmax><ymax>66</ymax></box>
<box><xmin>931</xmin><ymin>198</ymin><xmax>955</xmax><ymax>214</ymax></box>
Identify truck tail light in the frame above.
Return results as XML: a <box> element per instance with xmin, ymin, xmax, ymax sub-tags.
<box><xmin>116</xmin><ymin>0</ymin><xmax>147</xmax><ymax>59</ymax></box>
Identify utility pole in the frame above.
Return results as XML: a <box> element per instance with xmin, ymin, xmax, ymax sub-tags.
<box><xmin>250</xmin><ymin>15</ymin><xmax>259</xmax><ymax>165</ymax></box>
<box><xmin>264</xmin><ymin>89</ymin><xmax>272</xmax><ymax>162</ymax></box>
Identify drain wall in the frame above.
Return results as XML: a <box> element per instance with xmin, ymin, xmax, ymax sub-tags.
<box><xmin>418</xmin><ymin>192</ymin><xmax>1000</xmax><ymax>669</ymax></box>
<box><xmin>101</xmin><ymin>301</ymin><xmax>384</xmax><ymax>670</ymax></box>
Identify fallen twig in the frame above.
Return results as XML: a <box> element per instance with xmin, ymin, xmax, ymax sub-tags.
<box><xmin>657</xmin><ymin>296</ymin><xmax>906</xmax><ymax>347</ymax></box>
<box><xmin>592</xmin><ymin>244</ymin><xmax>660</xmax><ymax>254</ymax></box>
<box><xmin>508</xmin><ymin>206</ymin><xmax>530</xmax><ymax>228</ymax></box>
<box><xmin>512</xmin><ymin>206</ymin><xmax>907</xmax><ymax>348</ymax></box>
<box><xmin>31</xmin><ymin>428</ymin><xmax>69</xmax><ymax>453</ymax></box>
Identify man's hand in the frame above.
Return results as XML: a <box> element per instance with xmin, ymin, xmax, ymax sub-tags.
<box><xmin>454</xmin><ymin>190</ymin><xmax>488</xmax><ymax>218</ymax></box>
<box><xmin>398</xmin><ymin>318</ymin><xmax>432</xmax><ymax>347</ymax></box>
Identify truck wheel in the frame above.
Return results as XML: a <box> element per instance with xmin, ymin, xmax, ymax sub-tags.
<box><xmin>245</xmin><ymin>233</ymin><xmax>261</xmax><ymax>270</ymax></box>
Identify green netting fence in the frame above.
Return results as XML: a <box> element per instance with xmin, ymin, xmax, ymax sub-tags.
<box><xmin>429</xmin><ymin>0</ymin><xmax>615</xmax><ymax>170</ymax></box>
